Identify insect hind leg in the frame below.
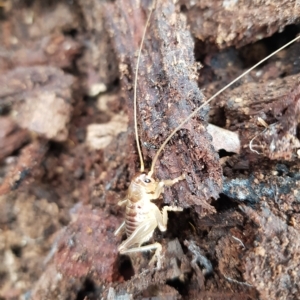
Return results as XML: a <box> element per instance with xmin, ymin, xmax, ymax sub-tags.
<box><xmin>120</xmin><ymin>242</ymin><xmax>163</xmax><ymax>269</ymax></box>
<box><xmin>114</xmin><ymin>221</ymin><xmax>126</xmax><ymax>236</ymax></box>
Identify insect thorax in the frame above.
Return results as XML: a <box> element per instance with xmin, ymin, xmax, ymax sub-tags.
<box><xmin>127</xmin><ymin>173</ymin><xmax>157</xmax><ymax>203</ymax></box>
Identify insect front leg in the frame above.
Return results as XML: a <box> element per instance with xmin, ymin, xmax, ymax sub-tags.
<box><xmin>149</xmin><ymin>201</ymin><xmax>183</xmax><ymax>233</ymax></box>
<box><xmin>150</xmin><ymin>174</ymin><xmax>185</xmax><ymax>200</ymax></box>
<box><xmin>157</xmin><ymin>205</ymin><xmax>183</xmax><ymax>232</ymax></box>
<box><xmin>149</xmin><ymin>174</ymin><xmax>185</xmax><ymax>232</ymax></box>
<box><xmin>144</xmin><ymin>202</ymin><xmax>183</xmax><ymax>267</ymax></box>
<box><xmin>143</xmin><ymin>204</ymin><xmax>184</xmax><ymax>267</ymax></box>
<box><xmin>162</xmin><ymin>174</ymin><xmax>185</xmax><ymax>187</ymax></box>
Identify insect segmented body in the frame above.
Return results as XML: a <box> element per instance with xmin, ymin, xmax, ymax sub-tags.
<box><xmin>122</xmin><ymin>173</ymin><xmax>178</xmax><ymax>238</ymax></box>
<box><xmin>115</xmin><ymin>173</ymin><xmax>184</xmax><ymax>266</ymax></box>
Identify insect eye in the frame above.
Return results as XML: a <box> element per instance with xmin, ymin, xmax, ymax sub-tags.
<box><xmin>144</xmin><ymin>178</ymin><xmax>151</xmax><ymax>183</ymax></box>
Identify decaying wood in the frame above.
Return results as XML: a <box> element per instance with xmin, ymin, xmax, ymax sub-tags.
<box><xmin>184</xmin><ymin>0</ymin><xmax>300</xmax><ymax>49</ymax></box>
<box><xmin>1</xmin><ymin>0</ymin><xmax>300</xmax><ymax>299</ymax></box>
<box><xmin>0</xmin><ymin>140</ymin><xmax>48</xmax><ymax>196</ymax></box>
<box><xmin>218</xmin><ymin>74</ymin><xmax>300</xmax><ymax>160</ymax></box>
<box><xmin>207</xmin><ymin>123</ymin><xmax>241</xmax><ymax>154</ymax></box>
<box><xmin>240</xmin><ymin>204</ymin><xmax>300</xmax><ymax>299</ymax></box>
<box><xmin>0</xmin><ymin>117</ymin><xmax>29</xmax><ymax>162</ymax></box>
<box><xmin>0</xmin><ymin>66</ymin><xmax>75</xmax><ymax>142</ymax></box>
<box><xmin>77</xmin><ymin>0</ymin><xmax>119</xmax><ymax>91</ymax></box>
<box><xmin>0</xmin><ymin>33</ymin><xmax>81</xmax><ymax>74</ymax></box>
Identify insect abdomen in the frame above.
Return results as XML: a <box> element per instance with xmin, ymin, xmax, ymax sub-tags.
<box><xmin>125</xmin><ymin>201</ymin><xmax>147</xmax><ymax>237</ymax></box>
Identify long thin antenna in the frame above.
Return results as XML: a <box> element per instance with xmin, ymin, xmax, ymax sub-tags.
<box><xmin>148</xmin><ymin>35</ymin><xmax>300</xmax><ymax>176</ymax></box>
<box><xmin>134</xmin><ymin>3</ymin><xmax>155</xmax><ymax>173</ymax></box>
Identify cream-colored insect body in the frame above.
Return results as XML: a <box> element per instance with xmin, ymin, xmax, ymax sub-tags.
<box><xmin>114</xmin><ymin>2</ymin><xmax>300</xmax><ymax>267</ymax></box>
<box><xmin>115</xmin><ymin>173</ymin><xmax>184</xmax><ymax>267</ymax></box>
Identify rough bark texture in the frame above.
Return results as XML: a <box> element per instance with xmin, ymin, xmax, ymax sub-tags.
<box><xmin>0</xmin><ymin>0</ymin><xmax>300</xmax><ymax>299</ymax></box>
<box><xmin>183</xmin><ymin>0</ymin><xmax>300</xmax><ymax>49</ymax></box>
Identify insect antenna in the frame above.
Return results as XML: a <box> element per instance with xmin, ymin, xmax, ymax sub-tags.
<box><xmin>148</xmin><ymin>35</ymin><xmax>300</xmax><ymax>177</ymax></box>
<box><xmin>133</xmin><ymin>2</ymin><xmax>156</xmax><ymax>173</ymax></box>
